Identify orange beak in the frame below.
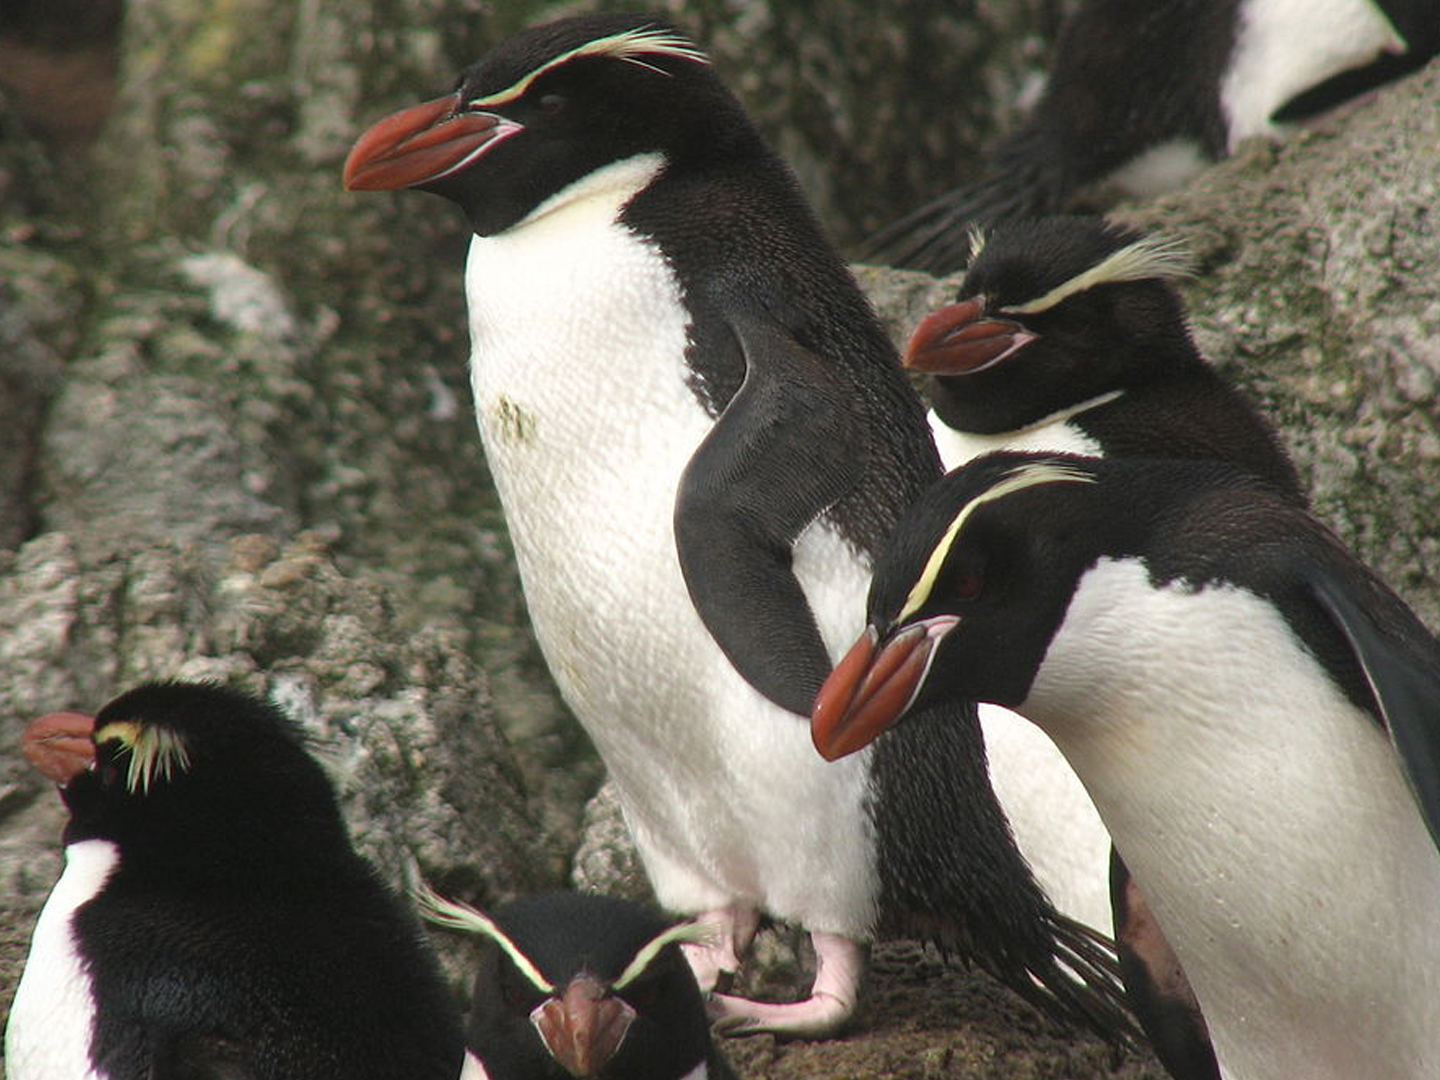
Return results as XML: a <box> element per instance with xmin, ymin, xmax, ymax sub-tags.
<box><xmin>23</xmin><ymin>711</ymin><xmax>96</xmax><ymax>785</ymax></box>
<box><xmin>904</xmin><ymin>298</ymin><xmax>1038</xmax><ymax>375</ymax></box>
<box><xmin>531</xmin><ymin>973</ymin><xmax>636</xmax><ymax>1079</ymax></box>
<box><xmin>811</xmin><ymin>617</ymin><xmax>957</xmax><ymax>761</ymax></box>
<box><xmin>343</xmin><ymin>93</ymin><xmax>520</xmax><ymax>191</ymax></box>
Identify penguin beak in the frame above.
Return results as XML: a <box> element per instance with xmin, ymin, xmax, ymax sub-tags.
<box><xmin>531</xmin><ymin>973</ymin><xmax>636</xmax><ymax>1079</ymax></box>
<box><xmin>904</xmin><ymin>298</ymin><xmax>1039</xmax><ymax>375</ymax></box>
<box><xmin>22</xmin><ymin>711</ymin><xmax>97</xmax><ymax>786</ymax></box>
<box><xmin>343</xmin><ymin>92</ymin><xmax>523</xmax><ymax>191</ymax></box>
<box><xmin>811</xmin><ymin>617</ymin><xmax>958</xmax><ymax>761</ymax></box>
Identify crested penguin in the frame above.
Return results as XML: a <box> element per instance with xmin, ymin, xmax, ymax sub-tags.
<box><xmin>902</xmin><ymin>215</ymin><xmax>1304</xmax><ymax>1078</ymax></box>
<box><xmin>5</xmin><ymin>682</ymin><xmax>465</xmax><ymax>1080</ymax></box>
<box><xmin>871</xmin><ymin>0</ymin><xmax>1440</xmax><ymax>271</ymax></box>
<box><xmin>421</xmin><ymin>888</ymin><xmax>737</xmax><ymax>1080</ymax></box>
<box><xmin>813</xmin><ymin>450</ymin><xmax>1440</xmax><ymax>1080</ymax></box>
<box><xmin>343</xmin><ymin>13</ymin><xmax>1132</xmax><ymax>1038</ymax></box>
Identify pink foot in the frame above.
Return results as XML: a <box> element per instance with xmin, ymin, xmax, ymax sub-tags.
<box><xmin>708</xmin><ymin>931</ymin><xmax>866</xmax><ymax>1039</ymax></box>
<box><xmin>682</xmin><ymin>904</ymin><xmax>760</xmax><ymax>993</ymax></box>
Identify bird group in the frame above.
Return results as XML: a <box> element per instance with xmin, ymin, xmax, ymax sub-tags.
<box><xmin>8</xmin><ymin>7</ymin><xmax>1438</xmax><ymax>1080</ymax></box>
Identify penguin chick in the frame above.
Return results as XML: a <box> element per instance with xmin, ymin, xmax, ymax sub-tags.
<box><xmin>344</xmin><ymin>13</ymin><xmax>1134</xmax><ymax>1041</ymax></box>
<box><xmin>422</xmin><ymin>889</ymin><xmax>737</xmax><ymax>1080</ymax></box>
<box><xmin>871</xmin><ymin>0</ymin><xmax>1440</xmax><ymax>271</ymax></box>
<box><xmin>5</xmin><ymin>682</ymin><xmax>465</xmax><ymax>1080</ymax></box>
<box><xmin>813</xmin><ymin>451</ymin><xmax>1440</xmax><ymax>1080</ymax></box>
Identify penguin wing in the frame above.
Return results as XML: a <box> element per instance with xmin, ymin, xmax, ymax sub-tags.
<box><xmin>1302</xmin><ymin>560</ymin><xmax>1440</xmax><ymax>851</ymax></box>
<box><xmin>675</xmin><ymin>317</ymin><xmax>862</xmax><ymax>716</ymax></box>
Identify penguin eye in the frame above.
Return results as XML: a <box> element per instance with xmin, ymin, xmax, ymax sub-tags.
<box><xmin>537</xmin><ymin>93</ymin><xmax>566</xmax><ymax>115</ymax></box>
<box><xmin>950</xmin><ymin>569</ymin><xmax>983</xmax><ymax>602</ymax></box>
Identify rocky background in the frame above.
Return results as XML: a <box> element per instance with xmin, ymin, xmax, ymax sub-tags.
<box><xmin>1</xmin><ymin>0</ymin><xmax>1436</xmax><ymax>1076</ymax></box>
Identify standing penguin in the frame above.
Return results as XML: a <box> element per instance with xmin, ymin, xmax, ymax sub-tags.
<box><xmin>420</xmin><ymin>888</ymin><xmax>737</xmax><ymax>1080</ymax></box>
<box><xmin>872</xmin><ymin>0</ymin><xmax>1440</xmax><ymax>270</ymax></box>
<box><xmin>343</xmin><ymin>13</ymin><xmax>1130</xmax><ymax>1038</ymax></box>
<box><xmin>5</xmin><ymin>682</ymin><xmax>465</xmax><ymax>1080</ymax></box>
<box><xmin>899</xmin><ymin>215</ymin><xmax>1304</xmax><ymax>1078</ymax></box>
<box><xmin>813</xmin><ymin>450</ymin><xmax>1440</xmax><ymax>1080</ymax></box>
<box><xmin>903</xmin><ymin>216</ymin><xmax>1306</xmax><ymax>925</ymax></box>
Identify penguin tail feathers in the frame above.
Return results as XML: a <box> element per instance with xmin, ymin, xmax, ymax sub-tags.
<box><xmin>861</xmin><ymin>129</ymin><xmax>1074</xmax><ymax>274</ymax></box>
<box><xmin>1016</xmin><ymin>911</ymin><xmax>1145</xmax><ymax>1048</ymax></box>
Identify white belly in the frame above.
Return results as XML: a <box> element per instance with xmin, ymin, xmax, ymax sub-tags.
<box><xmin>6</xmin><ymin>839</ymin><xmax>117</xmax><ymax>1080</ymax></box>
<box><xmin>1223</xmin><ymin>0</ymin><xmax>1406</xmax><ymax>147</ymax></box>
<box><xmin>464</xmin><ymin>156</ymin><xmax>879</xmax><ymax>937</ymax></box>
<box><xmin>1029</xmin><ymin>560</ymin><xmax>1440</xmax><ymax>1079</ymax></box>
<box><xmin>932</xmin><ymin>408</ymin><xmax>1114</xmax><ymax>933</ymax></box>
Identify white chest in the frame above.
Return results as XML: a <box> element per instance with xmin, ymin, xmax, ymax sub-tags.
<box><xmin>1026</xmin><ymin>559</ymin><xmax>1440</xmax><ymax>1079</ymax></box>
<box><xmin>1223</xmin><ymin>0</ymin><xmax>1405</xmax><ymax>147</ymax></box>
<box><xmin>929</xmin><ymin>400</ymin><xmax>1115</xmax><ymax>933</ymax></box>
<box><xmin>6</xmin><ymin>839</ymin><xmax>118</xmax><ymax>1080</ymax></box>
<box><xmin>461</xmin><ymin>155</ymin><xmax>878</xmax><ymax>934</ymax></box>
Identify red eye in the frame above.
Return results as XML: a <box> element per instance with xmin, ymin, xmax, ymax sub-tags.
<box><xmin>952</xmin><ymin>571</ymin><xmax>983</xmax><ymax>600</ymax></box>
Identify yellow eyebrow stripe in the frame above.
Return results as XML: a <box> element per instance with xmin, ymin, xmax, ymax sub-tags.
<box><xmin>414</xmin><ymin>882</ymin><xmax>555</xmax><ymax>993</ymax></box>
<box><xmin>898</xmin><ymin>461</ymin><xmax>1097</xmax><ymax>622</ymax></box>
<box><xmin>1005</xmin><ymin>234</ymin><xmax>1194</xmax><ymax>315</ymax></box>
<box><xmin>613</xmin><ymin>919</ymin><xmax>715</xmax><ymax>990</ymax></box>
<box><xmin>468</xmin><ymin>26</ymin><xmax>709</xmax><ymax>109</ymax></box>
<box><xmin>95</xmin><ymin>720</ymin><xmax>192</xmax><ymax>794</ymax></box>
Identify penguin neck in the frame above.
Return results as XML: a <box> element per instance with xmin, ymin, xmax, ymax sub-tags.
<box><xmin>1022</xmin><ymin>556</ymin><xmax>1440</xmax><ymax>1078</ymax></box>
<box><xmin>489</xmin><ymin>151</ymin><xmax>667</xmax><ymax>242</ymax></box>
<box><xmin>929</xmin><ymin>390</ymin><xmax>1117</xmax><ymax>468</ymax></box>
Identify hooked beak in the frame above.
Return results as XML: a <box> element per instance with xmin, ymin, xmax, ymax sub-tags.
<box><xmin>23</xmin><ymin>712</ymin><xmax>96</xmax><ymax>785</ymax></box>
<box><xmin>811</xmin><ymin>617</ymin><xmax>958</xmax><ymax>761</ymax></box>
<box><xmin>904</xmin><ymin>297</ymin><xmax>1038</xmax><ymax>375</ymax></box>
<box><xmin>343</xmin><ymin>92</ymin><xmax>522</xmax><ymax>191</ymax></box>
<box><xmin>532</xmin><ymin>973</ymin><xmax>636</xmax><ymax>1079</ymax></box>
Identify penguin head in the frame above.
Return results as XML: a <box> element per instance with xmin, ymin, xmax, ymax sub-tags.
<box><xmin>906</xmin><ymin>216</ymin><xmax>1199</xmax><ymax>434</ymax></box>
<box><xmin>811</xmin><ymin>452</ymin><xmax>1121</xmax><ymax>760</ymax></box>
<box><xmin>343</xmin><ymin>13</ymin><xmax>747</xmax><ymax>236</ymax></box>
<box><xmin>421</xmin><ymin>887</ymin><xmax>716</xmax><ymax>1080</ymax></box>
<box><xmin>58</xmin><ymin>681</ymin><xmax>347</xmax><ymax>869</ymax></box>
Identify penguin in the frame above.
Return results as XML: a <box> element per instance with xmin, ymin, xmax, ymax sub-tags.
<box><xmin>900</xmin><ymin>214</ymin><xmax>1305</xmax><ymax>1078</ymax></box>
<box><xmin>343</xmin><ymin>13</ymin><xmax>1133</xmax><ymax>1039</ymax></box>
<box><xmin>812</xmin><ymin>450</ymin><xmax>1440</xmax><ymax>1080</ymax></box>
<box><xmin>4</xmin><ymin>682</ymin><xmax>465</xmax><ymax>1080</ymax></box>
<box><xmin>420</xmin><ymin>888</ymin><xmax>738</xmax><ymax>1080</ymax></box>
<box><xmin>870</xmin><ymin>0</ymin><xmax>1440</xmax><ymax>271</ymax></box>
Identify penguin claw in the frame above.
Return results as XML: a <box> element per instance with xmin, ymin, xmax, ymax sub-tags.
<box><xmin>706</xmin><ymin>990</ymin><xmax>855</xmax><ymax>1039</ymax></box>
<box><xmin>706</xmin><ymin>931</ymin><xmax>865</xmax><ymax>1039</ymax></box>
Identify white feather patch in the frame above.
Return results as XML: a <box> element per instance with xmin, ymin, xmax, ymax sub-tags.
<box><xmin>1222</xmin><ymin>0</ymin><xmax>1405</xmax><ymax>147</ymax></box>
<box><xmin>5</xmin><ymin>840</ymin><xmax>118</xmax><ymax>1080</ymax></box>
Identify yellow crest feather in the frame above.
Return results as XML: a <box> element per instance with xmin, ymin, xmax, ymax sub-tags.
<box><xmin>468</xmin><ymin>25</ymin><xmax>709</xmax><ymax>109</ymax></box>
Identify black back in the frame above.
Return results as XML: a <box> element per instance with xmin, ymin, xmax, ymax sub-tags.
<box><xmin>66</xmin><ymin>682</ymin><xmax>463</xmax><ymax>1080</ymax></box>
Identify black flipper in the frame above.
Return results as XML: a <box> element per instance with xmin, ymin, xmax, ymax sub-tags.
<box><xmin>1110</xmin><ymin>850</ymin><xmax>1218</xmax><ymax>1080</ymax></box>
<box><xmin>675</xmin><ymin>317</ymin><xmax>862</xmax><ymax>717</ymax></box>
<box><xmin>1301</xmin><ymin>561</ymin><xmax>1440</xmax><ymax>852</ymax></box>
